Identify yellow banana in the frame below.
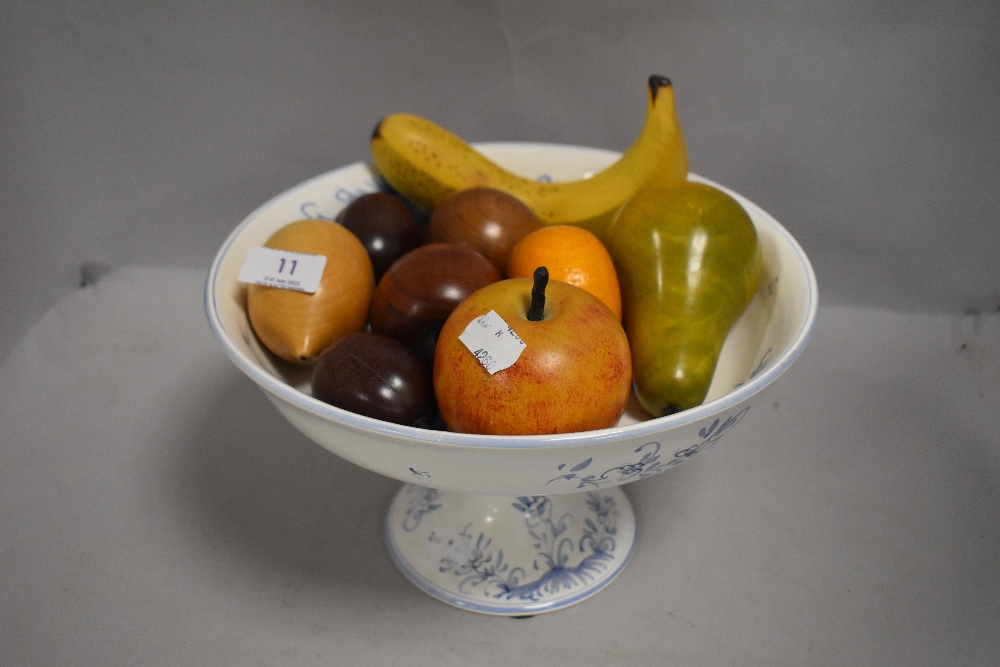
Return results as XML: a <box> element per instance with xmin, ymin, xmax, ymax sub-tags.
<box><xmin>370</xmin><ymin>75</ymin><xmax>688</xmax><ymax>238</ymax></box>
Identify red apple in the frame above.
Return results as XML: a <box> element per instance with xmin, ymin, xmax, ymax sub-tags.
<box><xmin>433</xmin><ymin>267</ymin><xmax>632</xmax><ymax>435</ymax></box>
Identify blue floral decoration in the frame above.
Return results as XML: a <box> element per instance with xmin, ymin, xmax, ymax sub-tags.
<box><xmin>402</xmin><ymin>487</ymin><xmax>442</xmax><ymax>532</ymax></box>
<box><xmin>299</xmin><ymin>178</ymin><xmax>381</xmax><ymax>221</ymax></box>
<box><xmin>548</xmin><ymin>405</ymin><xmax>752</xmax><ymax>490</ymax></box>
<box><xmin>435</xmin><ymin>491</ymin><xmax>619</xmax><ymax>602</ymax></box>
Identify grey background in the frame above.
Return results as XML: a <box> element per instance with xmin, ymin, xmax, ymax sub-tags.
<box><xmin>2</xmin><ymin>0</ymin><xmax>999</xmax><ymax>363</ymax></box>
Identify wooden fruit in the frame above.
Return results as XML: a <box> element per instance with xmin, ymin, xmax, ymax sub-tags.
<box><xmin>311</xmin><ymin>332</ymin><xmax>433</xmax><ymax>425</ymax></box>
<box><xmin>506</xmin><ymin>224</ymin><xmax>623</xmax><ymax>320</ymax></box>
<box><xmin>247</xmin><ymin>219</ymin><xmax>375</xmax><ymax>364</ymax></box>
<box><xmin>339</xmin><ymin>192</ymin><xmax>423</xmax><ymax>280</ymax></box>
<box><xmin>433</xmin><ymin>268</ymin><xmax>632</xmax><ymax>435</ymax></box>
<box><xmin>369</xmin><ymin>243</ymin><xmax>501</xmax><ymax>366</ymax></box>
<box><xmin>605</xmin><ymin>181</ymin><xmax>761</xmax><ymax>415</ymax></box>
<box><xmin>425</xmin><ymin>187</ymin><xmax>541</xmax><ymax>272</ymax></box>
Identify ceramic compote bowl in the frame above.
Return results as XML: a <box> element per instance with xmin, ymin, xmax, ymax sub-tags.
<box><xmin>205</xmin><ymin>143</ymin><xmax>818</xmax><ymax>615</ymax></box>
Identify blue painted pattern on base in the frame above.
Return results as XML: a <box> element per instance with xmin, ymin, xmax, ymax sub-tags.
<box><xmin>431</xmin><ymin>492</ymin><xmax>620</xmax><ymax>603</ymax></box>
<box><xmin>402</xmin><ymin>487</ymin><xmax>441</xmax><ymax>532</ymax></box>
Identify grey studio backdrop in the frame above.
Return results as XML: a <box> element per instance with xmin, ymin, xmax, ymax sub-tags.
<box><xmin>3</xmin><ymin>1</ymin><xmax>1000</xmax><ymax>665</ymax></box>
<box><xmin>3</xmin><ymin>0</ymin><xmax>999</xmax><ymax>361</ymax></box>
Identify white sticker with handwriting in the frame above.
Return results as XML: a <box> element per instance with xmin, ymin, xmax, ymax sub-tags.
<box><xmin>458</xmin><ymin>310</ymin><xmax>527</xmax><ymax>375</ymax></box>
<box><xmin>237</xmin><ymin>246</ymin><xmax>327</xmax><ymax>293</ymax></box>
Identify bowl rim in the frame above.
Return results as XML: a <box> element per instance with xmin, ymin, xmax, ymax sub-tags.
<box><xmin>205</xmin><ymin>142</ymin><xmax>819</xmax><ymax>449</ymax></box>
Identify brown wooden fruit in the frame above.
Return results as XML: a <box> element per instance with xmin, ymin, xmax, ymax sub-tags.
<box><xmin>311</xmin><ymin>332</ymin><xmax>433</xmax><ymax>425</ymax></box>
<box><xmin>425</xmin><ymin>187</ymin><xmax>542</xmax><ymax>272</ymax></box>
<box><xmin>339</xmin><ymin>192</ymin><xmax>423</xmax><ymax>281</ymax></box>
<box><xmin>369</xmin><ymin>243</ymin><xmax>501</xmax><ymax>365</ymax></box>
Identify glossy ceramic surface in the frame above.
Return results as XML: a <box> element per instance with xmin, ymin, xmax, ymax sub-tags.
<box><xmin>385</xmin><ymin>484</ymin><xmax>635</xmax><ymax>615</ymax></box>
<box><xmin>205</xmin><ymin>143</ymin><xmax>818</xmax><ymax>497</ymax></box>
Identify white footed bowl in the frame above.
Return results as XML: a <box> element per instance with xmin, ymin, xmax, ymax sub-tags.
<box><xmin>205</xmin><ymin>143</ymin><xmax>818</xmax><ymax>498</ymax></box>
<box><xmin>207</xmin><ymin>143</ymin><xmax>818</xmax><ymax>614</ymax></box>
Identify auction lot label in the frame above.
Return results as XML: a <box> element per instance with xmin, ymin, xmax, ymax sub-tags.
<box><xmin>458</xmin><ymin>310</ymin><xmax>527</xmax><ymax>375</ymax></box>
<box><xmin>238</xmin><ymin>246</ymin><xmax>327</xmax><ymax>293</ymax></box>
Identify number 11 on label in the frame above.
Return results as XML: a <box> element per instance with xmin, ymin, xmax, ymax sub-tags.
<box><xmin>237</xmin><ymin>246</ymin><xmax>328</xmax><ymax>293</ymax></box>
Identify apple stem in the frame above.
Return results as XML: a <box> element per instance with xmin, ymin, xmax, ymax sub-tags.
<box><xmin>527</xmin><ymin>266</ymin><xmax>548</xmax><ymax>321</ymax></box>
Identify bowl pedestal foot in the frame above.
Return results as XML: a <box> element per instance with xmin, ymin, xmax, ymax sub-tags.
<box><xmin>384</xmin><ymin>483</ymin><xmax>636</xmax><ymax>615</ymax></box>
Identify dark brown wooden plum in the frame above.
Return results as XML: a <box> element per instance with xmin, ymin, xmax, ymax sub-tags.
<box><xmin>340</xmin><ymin>192</ymin><xmax>423</xmax><ymax>280</ymax></box>
<box><xmin>425</xmin><ymin>187</ymin><xmax>542</xmax><ymax>273</ymax></box>
<box><xmin>311</xmin><ymin>332</ymin><xmax>432</xmax><ymax>425</ymax></box>
<box><xmin>369</xmin><ymin>243</ymin><xmax>502</xmax><ymax>365</ymax></box>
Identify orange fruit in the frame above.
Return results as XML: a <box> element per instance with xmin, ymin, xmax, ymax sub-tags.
<box><xmin>506</xmin><ymin>225</ymin><xmax>622</xmax><ymax>320</ymax></box>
